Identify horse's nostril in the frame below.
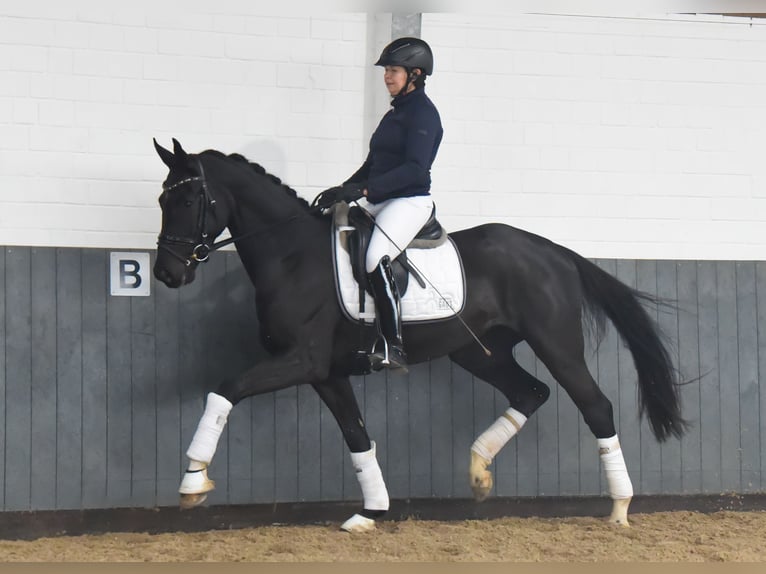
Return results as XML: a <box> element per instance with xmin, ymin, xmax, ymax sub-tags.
<box><xmin>154</xmin><ymin>266</ymin><xmax>168</xmax><ymax>281</ymax></box>
<box><xmin>154</xmin><ymin>266</ymin><xmax>179</xmax><ymax>287</ymax></box>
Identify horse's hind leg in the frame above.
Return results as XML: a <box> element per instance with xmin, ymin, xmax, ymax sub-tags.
<box><xmin>449</xmin><ymin>327</ymin><xmax>551</xmax><ymax>502</ymax></box>
<box><xmin>527</xmin><ymin>325</ymin><xmax>633</xmax><ymax>526</ymax></box>
<box><xmin>312</xmin><ymin>376</ymin><xmax>388</xmax><ymax>533</ymax></box>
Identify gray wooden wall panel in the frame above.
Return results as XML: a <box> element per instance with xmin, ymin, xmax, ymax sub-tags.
<box><xmin>718</xmin><ymin>262</ymin><xmax>741</xmax><ymax>492</ymax></box>
<box><xmin>736</xmin><ymin>262</ymin><xmax>759</xmax><ymax>493</ymax></box>
<box><xmin>131</xmin><ymin>292</ymin><xmax>157</xmax><ymax>506</ymax></box>
<box><xmin>1</xmin><ymin>246</ymin><xmax>766</xmax><ymax>512</ymax></box>
<box><xmin>409</xmin><ymin>364</ymin><xmax>431</xmax><ymax>498</ymax></box>
<box><xmin>429</xmin><ymin>357</ymin><xmax>453</xmax><ymax>497</ymax></box>
<box><xmin>5</xmin><ymin>247</ymin><xmax>32</xmax><ymax>511</ymax></box>
<box><xmin>56</xmin><ymin>249</ymin><xmax>84</xmax><ymax>509</ymax></box>
<box><xmin>387</xmin><ymin>371</ymin><xmax>411</xmax><ymax>497</ymax></box>
<box><xmin>758</xmin><ymin>262</ymin><xmax>766</xmax><ymax>492</ymax></box>
<box><xmin>676</xmin><ymin>261</ymin><xmax>702</xmax><ymax>494</ymax></box>
<box><xmin>251</xmin><ymin>394</ymin><xmax>275</xmax><ymax>504</ymax></box>
<box><xmin>30</xmin><ymin>248</ymin><xmax>56</xmax><ymax>510</ymax></box>
<box><xmin>82</xmin><ymin>250</ymin><xmax>108</xmax><ymax>509</ymax></box>
<box><xmin>106</xmin><ymin>294</ymin><xmax>132</xmax><ymax>506</ymax></box>
<box><xmin>698</xmin><ymin>261</ymin><xmax>723</xmax><ymax>493</ymax></box>
<box><xmin>677</xmin><ymin>261</ymin><xmax>702</xmax><ymax>493</ymax></box>
<box><xmin>450</xmin><ymin>363</ymin><xmax>474</xmax><ymax>498</ymax></box>
<box><xmin>0</xmin><ymin>248</ymin><xmax>6</xmax><ymax>510</ymax></box>
<box><xmin>296</xmin><ymin>384</ymin><xmax>320</xmax><ymax>502</ymax></box>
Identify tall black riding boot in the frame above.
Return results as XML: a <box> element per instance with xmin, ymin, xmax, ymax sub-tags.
<box><xmin>367</xmin><ymin>256</ymin><xmax>408</xmax><ymax>374</ymax></box>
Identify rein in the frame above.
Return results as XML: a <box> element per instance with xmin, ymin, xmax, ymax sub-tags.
<box><xmin>157</xmin><ymin>158</ymin><xmax>301</xmax><ymax>267</ymax></box>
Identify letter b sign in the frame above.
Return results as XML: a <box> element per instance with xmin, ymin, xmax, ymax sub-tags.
<box><xmin>110</xmin><ymin>252</ymin><xmax>151</xmax><ymax>296</ymax></box>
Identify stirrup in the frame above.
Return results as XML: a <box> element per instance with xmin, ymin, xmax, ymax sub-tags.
<box><xmin>369</xmin><ymin>337</ymin><xmax>408</xmax><ymax>374</ymax></box>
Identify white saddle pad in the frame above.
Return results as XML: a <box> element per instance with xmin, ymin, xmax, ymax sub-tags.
<box><xmin>332</xmin><ymin>208</ymin><xmax>465</xmax><ymax>324</ymax></box>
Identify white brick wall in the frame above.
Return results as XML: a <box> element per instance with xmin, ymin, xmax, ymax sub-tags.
<box><xmin>0</xmin><ymin>3</ymin><xmax>377</xmax><ymax>249</ymax></box>
<box><xmin>2</xmin><ymin>6</ymin><xmax>766</xmax><ymax>260</ymax></box>
<box><xmin>423</xmin><ymin>13</ymin><xmax>766</xmax><ymax>259</ymax></box>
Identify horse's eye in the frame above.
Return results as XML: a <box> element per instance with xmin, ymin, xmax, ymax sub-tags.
<box><xmin>185</xmin><ymin>200</ymin><xmax>193</xmax><ymax>207</ymax></box>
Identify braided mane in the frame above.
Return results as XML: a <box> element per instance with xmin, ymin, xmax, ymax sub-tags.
<box><xmin>201</xmin><ymin>149</ymin><xmax>311</xmax><ymax>209</ymax></box>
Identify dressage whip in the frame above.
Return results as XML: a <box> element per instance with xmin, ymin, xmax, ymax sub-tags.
<box><xmin>351</xmin><ymin>200</ymin><xmax>492</xmax><ymax>357</ymax></box>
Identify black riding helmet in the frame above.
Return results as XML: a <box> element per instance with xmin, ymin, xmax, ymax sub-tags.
<box><xmin>375</xmin><ymin>37</ymin><xmax>433</xmax><ymax>76</ymax></box>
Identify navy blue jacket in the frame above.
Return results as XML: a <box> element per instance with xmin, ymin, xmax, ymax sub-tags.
<box><xmin>345</xmin><ymin>88</ymin><xmax>443</xmax><ymax>204</ymax></box>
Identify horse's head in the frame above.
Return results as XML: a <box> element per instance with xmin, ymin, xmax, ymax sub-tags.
<box><xmin>153</xmin><ymin>138</ymin><xmax>228</xmax><ymax>288</ymax></box>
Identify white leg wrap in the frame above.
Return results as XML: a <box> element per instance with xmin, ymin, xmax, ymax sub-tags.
<box><xmin>185</xmin><ymin>392</ymin><xmax>233</xmax><ymax>464</ymax></box>
<box><xmin>598</xmin><ymin>434</ymin><xmax>633</xmax><ymax>500</ymax></box>
<box><xmin>349</xmin><ymin>441</ymin><xmax>389</xmax><ymax>511</ymax></box>
<box><xmin>471</xmin><ymin>407</ymin><xmax>527</xmax><ymax>463</ymax></box>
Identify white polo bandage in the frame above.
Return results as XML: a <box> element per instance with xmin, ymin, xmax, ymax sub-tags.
<box><xmin>186</xmin><ymin>392</ymin><xmax>233</xmax><ymax>464</ymax></box>
<box><xmin>598</xmin><ymin>434</ymin><xmax>633</xmax><ymax>500</ymax></box>
<box><xmin>350</xmin><ymin>441</ymin><xmax>389</xmax><ymax>511</ymax></box>
<box><xmin>471</xmin><ymin>407</ymin><xmax>527</xmax><ymax>463</ymax></box>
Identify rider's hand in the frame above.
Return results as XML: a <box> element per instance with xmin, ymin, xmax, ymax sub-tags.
<box><xmin>315</xmin><ymin>182</ymin><xmax>366</xmax><ymax>210</ymax></box>
<box><xmin>337</xmin><ymin>181</ymin><xmax>366</xmax><ymax>203</ymax></box>
<box><xmin>316</xmin><ymin>186</ymin><xmax>343</xmax><ymax>209</ymax></box>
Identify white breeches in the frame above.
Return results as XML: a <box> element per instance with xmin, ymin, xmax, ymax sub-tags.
<box><xmin>360</xmin><ymin>195</ymin><xmax>434</xmax><ymax>273</ymax></box>
<box><xmin>598</xmin><ymin>434</ymin><xmax>633</xmax><ymax>500</ymax></box>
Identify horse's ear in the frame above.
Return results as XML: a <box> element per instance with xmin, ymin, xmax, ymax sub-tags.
<box><xmin>172</xmin><ymin>138</ymin><xmax>188</xmax><ymax>161</ymax></box>
<box><xmin>154</xmin><ymin>138</ymin><xmax>175</xmax><ymax>168</ymax></box>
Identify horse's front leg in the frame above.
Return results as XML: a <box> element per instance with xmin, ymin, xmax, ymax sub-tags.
<box><xmin>312</xmin><ymin>376</ymin><xmax>389</xmax><ymax>533</ymax></box>
<box><xmin>178</xmin><ymin>347</ymin><xmax>328</xmax><ymax>509</ymax></box>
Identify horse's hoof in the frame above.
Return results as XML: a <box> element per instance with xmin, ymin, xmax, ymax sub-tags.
<box><xmin>469</xmin><ymin>451</ymin><xmax>493</xmax><ymax>502</ymax></box>
<box><xmin>179</xmin><ymin>493</ymin><xmax>208</xmax><ymax>510</ymax></box>
<box><xmin>471</xmin><ymin>477</ymin><xmax>493</xmax><ymax>502</ymax></box>
<box><xmin>607</xmin><ymin>497</ymin><xmax>631</xmax><ymax>527</ymax></box>
<box><xmin>340</xmin><ymin>513</ymin><xmax>377</xmax><ymax>532</ymax></box>
<box><xmin>179</xmin><ymin>467</ymin><xmax>215</xmax><ymax>495</ymax></box>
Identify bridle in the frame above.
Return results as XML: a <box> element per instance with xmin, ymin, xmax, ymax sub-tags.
<box><xmin>157</xmin><ymin>158</ymin><xmax>300</xmax><ymax>268</ymax></box>
<box><xmin>156</xmin><ymin>159</ymin><xmax>223</xmax><ymax>267</ymax></box>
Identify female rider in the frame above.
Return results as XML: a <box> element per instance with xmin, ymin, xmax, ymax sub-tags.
<box><xmin>323</xmin><ymin>37</ymin><xmax>443</xmax><ymax>374</ymax></box>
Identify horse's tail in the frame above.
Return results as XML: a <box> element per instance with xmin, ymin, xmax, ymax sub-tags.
<box><xmin>560</xmin><ymin>247</ymin><xmax>688</xmax><ymax>442</ymax></box>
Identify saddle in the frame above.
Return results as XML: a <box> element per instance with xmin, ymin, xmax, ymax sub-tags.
<box><xmin>335</xmin><ymin>203</ymin><xmax>448</xmax><ymax>302</ymax></box>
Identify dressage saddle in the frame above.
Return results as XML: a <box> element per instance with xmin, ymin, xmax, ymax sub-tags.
<box><xmin>345</xmin><ymin>205</ymin><xmax>446</xmax><ymax>303</ymax></box>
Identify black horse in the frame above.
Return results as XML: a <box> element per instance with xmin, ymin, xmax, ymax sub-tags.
<box><xmin>153</xmin><ymin>138</ymin><xmax>686</xmax><ymax>530</ymax></box>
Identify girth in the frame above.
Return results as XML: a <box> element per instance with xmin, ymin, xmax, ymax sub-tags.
<box><xmin>344</xmin><ymin>205</ymin><xmax>447</xmax><ymax>301</ymax></box>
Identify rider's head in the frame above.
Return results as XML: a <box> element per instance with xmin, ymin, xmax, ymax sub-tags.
<box><xmin>375</xmin><ymin>37</ymin><xmax>433</xmax><ymax>96</ymax></box>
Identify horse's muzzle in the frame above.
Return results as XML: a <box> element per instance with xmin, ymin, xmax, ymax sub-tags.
<box><xmin>154</xmin><ymin>263</ymin><xmax>195</xmax><ymax>288</ymax></box>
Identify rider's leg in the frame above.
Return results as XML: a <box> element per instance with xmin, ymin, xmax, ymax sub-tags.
<box><xmin>363</xmin><ymin>196</ymin><xmax>434</xmax><ymax>372</ymax></box>
<box><xmin>367</xmin><ymin>255</ymin><xmax>407</xmax><ymax>371</ymax></box>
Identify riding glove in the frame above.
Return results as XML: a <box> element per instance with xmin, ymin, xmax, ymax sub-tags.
<box><xmin>316</xmin><ymin>182</ymin><xmax>366</xmax><ymax>209</ymax></box>
<box><xmin>337</xmin><ymin>181</ymin><xmax>366</xmax><ymax>203</ymax></box>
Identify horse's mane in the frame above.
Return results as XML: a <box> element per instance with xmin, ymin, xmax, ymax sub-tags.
<box><xmin>200</xmin><ymin>149</ymin><xmax>312</xmax><ymax>210</ymax></box>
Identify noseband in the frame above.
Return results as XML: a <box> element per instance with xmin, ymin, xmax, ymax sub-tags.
<box><xmin>157</xmin><ymin>158</ymin><xmax>301</xmax><ymax>267</ymax></box>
